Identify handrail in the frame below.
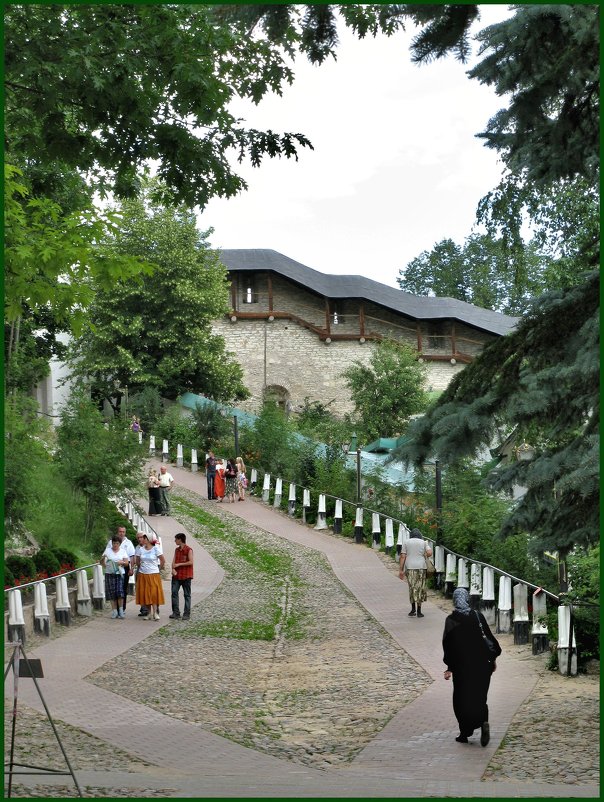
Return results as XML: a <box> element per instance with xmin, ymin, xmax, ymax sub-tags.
<box><xmin>3</xmin><ymin>563</ymin><xmax>98</xmax><ymax>594</ymax></box>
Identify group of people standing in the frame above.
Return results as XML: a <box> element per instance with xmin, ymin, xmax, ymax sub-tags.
<box><xmin>398</xmin><ymin>527</ymin><xmax>501</xmax><ymax>747</ymax></box>
<box><xmin>100</xmin><ymin>525</ymin><xmax>194</xmax><ymax>622</ymax></box>
<box><xmin>205</xmin><ymin>451</ymin><xmax>247</xmax><ymax>503</ymax></box>
<box><xmin>147</xmin><ymin>465</ymin><xmax>174</xmax><ymax>516</ymax></box>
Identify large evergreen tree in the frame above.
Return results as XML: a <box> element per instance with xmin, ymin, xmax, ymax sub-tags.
<box><xmin>392</xmin><ymin>4</ymin><xmax>599</xmax><ymax>559</ymax></box>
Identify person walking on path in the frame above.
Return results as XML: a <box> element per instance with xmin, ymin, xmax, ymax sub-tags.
<box><xmin>443</xmin><ymin>587</ymin><xmax>502</xmax><ymax>746</ymax></box>
<box><xmin>135</xmin><ymin>534</ymin><xmax>166</xmax><ymax>620</ymax></box>
<box><xmin>158</xmin><ymin>465</ymin><xmax>174</xmax><ymax>515</ymax></box>
<box><xmin>169</xmin><ymin>533</ymin><xmax>194</xmax><ymax>620</ymax></box>
<box><xmin>236</xmin><ymin>456</ymin><xmax>247</xmax><ymax>501</ymax></box>
<box><xmin>100</xmin><ymin>536</ymin><xmax>130</xmax><ymax>619</ymax></box>
<box><xmin>205</xmin><ymin>450</ymin><xmax>217</xmax><ymax>499</ymax></box>
<box><xmin>214</xmin><ymin>458</ymin><xmax>226</xmax><ymax>502</ymax></box>
<box><xmin>224</xmin><ymin>458</ymin><xmax>238</xmax><ymax>503</ymax></box>
<box><xmin>398</xmin><ymin>527</ymin><xmax>432</xmax><ymax>617</ymax></box>
<box><xmin>106</xmin><ymin>525</ymin><xmax>135</xmax><ymax>616</ymax></box>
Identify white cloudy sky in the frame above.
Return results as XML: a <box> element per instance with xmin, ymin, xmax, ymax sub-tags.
<box><xmin>201</xmin><ymin>4</ymin><xmax>513</xmax><ymax>288</ymax></box>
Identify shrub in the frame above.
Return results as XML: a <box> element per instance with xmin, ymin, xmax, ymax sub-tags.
<box><xmin>5</xmin><ymin>555</ymin><xmax>37</xmax><ymax>584</ymax></box>
<box><xmin>33</xmin><ymin>549</ymin><xmax>62</xmax><ymax>576</ymax></box>
<box><xmin>4</xmin><ymin>565</ymin><xmax>15</xmax><ymax>588</ymax></box>
<box><xmin>49</xmin><ymin>547</ymin><xmax>78</xmax><ymax>571</ymax></box>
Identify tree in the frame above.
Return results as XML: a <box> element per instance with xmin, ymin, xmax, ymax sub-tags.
<box><xmin>69</xmin><ymin>185</ymin><xmax>249</xmax><ymax>410</ymax></box>
<box><xmin>390</xmin><ymin>4</ymin><xmax>599</xmax><ymax>562</ymax></box>
<box><xmin>343</xmin><ymin>341</ymin><xmax>428</xmax><ymax>443</ymax></box>
<box><xmin>4</xmin><ymin>4</ymin><xmax>313</xmax><ymax>208</ymax></box>
<box><xmin>56</xmin><ymin>393</ymin><xmax>144</xmax><ymax>541</ymax></box>
<box><xmin>398</xmin><ymin>234</ymin><xmax>551</xmax><ymax>315</ymax></box>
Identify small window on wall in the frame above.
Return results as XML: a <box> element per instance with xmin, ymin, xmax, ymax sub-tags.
<box><xmin>242</xmin><ymin>275</ymin><xmax>257</xmax><ymax>304</ymax></box>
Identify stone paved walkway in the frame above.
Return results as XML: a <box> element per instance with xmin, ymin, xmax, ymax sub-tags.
<box><xmin>4</xmin><ymin>464</ymin><xmax>598</xmax><ymax>797</ymax></box>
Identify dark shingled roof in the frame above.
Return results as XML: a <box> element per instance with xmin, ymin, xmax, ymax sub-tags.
<box><xmin>219</xmin><ymin>249</ymin><xmax>519</xmax><ymax>336</ymax></box>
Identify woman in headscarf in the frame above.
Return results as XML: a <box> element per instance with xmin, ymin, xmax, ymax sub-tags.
<box><xmin>398</xmin><ymin>527</ymin><xmax>432</xmax><ymax>617</ymax></box>
<box><xmin>443</xmin><ymin>587</ymin><xmax>502</xmax><ymax>746</ymax></box>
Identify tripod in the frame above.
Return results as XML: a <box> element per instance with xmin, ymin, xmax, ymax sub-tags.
<box><xmin>4</xmin><ymin>640</ymin><xmax>83</xmax><ymax>797</ymax></box>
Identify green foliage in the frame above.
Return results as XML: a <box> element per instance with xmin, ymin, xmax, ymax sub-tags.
<box><xmin>4</xmin><ymin>566</ymin><xmax>15</xmax><ymax>589</ymax></box>
<box><xmin>5</xmin><ymin>5</ymin><xmax>312</xmax><ymax>208</ymax></box>
<box><xmin>32</xmin><ymin>549</ymin><xmax>61</xmax><ymax>576</ymax></box>
<box><xmin>343</xmin><ymin>340</ymin><xmax>429</xmax><ymax>442</ymax></box>
<box><xmin>48</xmin><ymin>547</ymin><xmax>78</xmax><ymax>571</ymax></box>
<box><xmin>69</xmin><ymin>185</ymin><xmax>249</xmax><ymax>407</ymax></box>
<box><xmin>186</xmin><ymin>619</ymin><xmax>276</xmax><ymax>641</ymax></box>
<box><xmin>294</xmin><ymin>398</ymin><xmax>353</xmax><ymax>448</ymax></box>
<box><xmin>56</xmin><ymin>392</ymin><xmax>144</xmax><ymax>541</ymax></box>
<box><xmin>154</xmin><ymin>405</ymin><xmax>199</xmax><ymax>456</ymax></box>
<box><xmin>398</xmin><ymin>234</ymin><xmax>553</xmax><ymax>316</ymax></box>
<box><xmin>245</xmin><ymin>400</ymin><xmax>297</xmax><ymax>476</ymax></box>
<box><xmin>128</xmin><ymin>387</ymin><xmax>165</xmax><ymax>435</ymax></box>
<box><xmin>5</xmin><ymin>555</ymin><xmax>37</xmax><ymax>584</ymax></box>
<box><xmin>4</xmin><ymin>394</ymin><xmax>53</xmax><ymax>530</ymax></box>
<box><xmin>565</xmin><ymin>544</ymin><xmax>600</xmax><ymax>665</ymax></box>
<box><xmin>190</xmin><ymin>402</ymin><xmax>235</xmax><ymax>454</ymax></box>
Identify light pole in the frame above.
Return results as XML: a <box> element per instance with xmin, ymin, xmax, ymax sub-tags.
<box><xmin>435</xmin><ymin>459</ymin><xmax>443</xmax><ymax>545</ymax></box>
<box><xmin>233</xmin><ymin>414</ymin><xmax>239</xmax><ymax>458</ymax></box>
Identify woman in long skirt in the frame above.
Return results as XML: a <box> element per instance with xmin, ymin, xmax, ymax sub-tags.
<box><xmin>135</xmin><ymin>534</ymin><xmax>165</xmax><ymax>620</ymax></box>
<box><xmin>443</xmin><ymin>588</ymin><xmax>501</xmax><ymax>745</ymax></box>
<box><xmin>100</xmin><ymin>536</ymin><xmax>130</xmax><ymax>619</ymax></box>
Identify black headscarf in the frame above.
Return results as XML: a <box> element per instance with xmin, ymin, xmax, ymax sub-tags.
<box><xmin>409</xmin><ymin>528</ymin><xmax>424</xmax><ymax>539</ymax></box>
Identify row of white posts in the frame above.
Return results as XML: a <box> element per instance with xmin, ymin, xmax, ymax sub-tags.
<box><xmin>6</xmin><ymin>499</ymin><xmax>159</xmax><ymax>646</ymax></box>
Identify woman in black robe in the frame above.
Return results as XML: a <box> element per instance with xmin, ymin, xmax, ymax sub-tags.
<box><xmin>443</xmin><ymin>587</ymin><xmax>501</xmax><ymax>745</ymax></box>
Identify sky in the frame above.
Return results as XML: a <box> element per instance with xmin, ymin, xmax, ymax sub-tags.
<box><xmin>201</xmin><ymin>4</ymin><xmax>513</xmax><ymax>289</ymax></box>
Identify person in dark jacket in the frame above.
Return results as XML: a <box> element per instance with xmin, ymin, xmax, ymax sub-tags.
<box><xmin>443</xmin><ymin>587</ymin><xmax>501</xmax><ymax>746</ymax></box>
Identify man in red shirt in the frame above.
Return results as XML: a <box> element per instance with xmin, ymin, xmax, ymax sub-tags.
<box><xmin>169</xmin><ymin>532</ymin><xmax>194</xmax><ymax>620</ymax></box>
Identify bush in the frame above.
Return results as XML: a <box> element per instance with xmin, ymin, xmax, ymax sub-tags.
<box><xmin>33</xmin><ymin>549</ymin><xmax>61</xmax><ymax>576</ymax></box>
<box><xmin>5</xmin><ymin>555</ymin><xmax>37</xmax><ymax>584</ymax></box>
<box><xmin>49</xmin><ymin>547</ymin><xmax>78</xmax><ymax>571</ymax></box>
<box><xmin>4</xmin><ymin>565</ymin><xmax>15</xmax><ymax>588</ymax></box>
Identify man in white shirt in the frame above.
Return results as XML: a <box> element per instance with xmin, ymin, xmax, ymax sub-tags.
<box><xmin>106</xmin><ymin>525</ymin><xmax>135</xmax><ymax>615</ymax></box>
<box><xmin>158</xmin><ymin>465</ymin><xmax>175</xmax><ymax>516</ymax></box>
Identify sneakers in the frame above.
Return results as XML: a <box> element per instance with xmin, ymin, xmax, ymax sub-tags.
<box><xmin>455</xmin><ymin>734</ymin><xmax>469</xmax><ymax>743</ymax></box>
<box><xmin>117</xmin><ymin>610</ymin><xmax>125</xmax><ymax>619</ymax></box>
<box><xmin>141</xmin><ymin>615</ymin><xmax>150</xmax><ymax>620</ymax></box>
<box><xmin>153</xmin><ymin>612</ymin><xmax>160</xmax><ymax>621</ymax></box>
<box><xmin>169</xmin><ymin>613</ymin><xmax>180</xmax><ymax>619</ymax></box>
<box><xmin>110</xmin><ymin>610</ymin><xmax>119</xmax><ymax>619</ymax></box>
<box><xmin>182</xmin><ymin>614</ymin><xmax>190</xmax><ymax>621</ymax></box>
<box><xmin>408</xmin><ymin>610</ymin><xmax>416</xmax><ymax>616</ymax></box>
<box><xmin>480</xmin><ymin>721</ymin><xmax>490</xmax><ymax>747</ymax></box>
<box><xmin>417</xmin><ymin>611</ymin><xmax>425</xmax><ymax>618</ymax></box>
<box><xmin>138</xmin><ymin>609</ymin><xmax>148</xmax><ymax>617</ymax></box>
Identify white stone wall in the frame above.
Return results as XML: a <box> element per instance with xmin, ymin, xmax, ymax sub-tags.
<box><xmin>214</xmin><ymin>316</ymin><xmax>466</xmax><ymax>415</ymax></box>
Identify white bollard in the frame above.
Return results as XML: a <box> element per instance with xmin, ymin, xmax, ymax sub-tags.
<box><xmin>302</xmin><ymin>488</ymin><xmax>311</xmax><ymax>523</ymax></box>
<box><xmin>557</xmin><ymin>605</ymin><xmax>577</xmax><ymax>676</ymax></box>
<box><xmin>513</xmin><ymin>582</ymin><xmax>530</xmax><ymax>644</ymax></box>
<box><xmin>34</xmin><ymin>582</ymin><xmax>51</xmax><ymax>636</ymax></box>
<box><xmin>8</xmin><ymin>589</ymin><xmax>26</xmax><ymax>643</ymax></box>
<box><xmin>149</xmin><ymin>435</ymin><xmax>156</xmax><ymax>456</ymax></box>
<box><xmin>497</xmin><ymin>575</ymin><xmax>512</xmax><ymax>633</ymax></box>
<box><xmin>314</xmin><ymin>494</ymin><xmax>328</xmax><ymax>529</ymax></box>
<box><xmin>162</xmin><ymin>439</ymin><xmax>169</xmax><ymax>463</ymax></box>
<box><xmin>481</xmin><ymin>567</ymin><xmax>496</xmax><ymax>626</ymax></box>
<box><xmin>354</xmin><ymin>506</ymin><xmax>364</xmax><ymax>544</ymax></box>
<box><xmin>332</xmin><ymin>498</ymin><xmax>343</xmax><ymax>533</ymax></box>
<box><xmin>176</xmin><ymin>443</ymin><xmax>183</xmax><ymax>468</ymax></box>
<box><xmin>92</xmin><ymin>564</ymin><xmax>105</xmax><ymax>610</ymax></box>
<box><xmin>457</xmin><ymin>558</ymin><xmax>469</xmax><ymax>588</ymax></box>
<box><xmin>288</xmin><ymin>483</ymin><xmax>296</xmax><ymax>517</ymax></box>
<box><xmin>55</xmin><ymin>575</ymin><xmax>71</xmax><ymax>626</ymax></box>
<box><xmin>396</xmin><ymin>523</ymin><xmax>409</xmax><ymax>559</ymax></box>
<box><xmin>470</xmin><ymin>563</ymin><xmax>482</xmax><ymax>608</ymax></box>
<box><xmin>262</xmin><ymin>473</ymin><xmax>271</xmax><ymax>504</ymax></box>
<box><xmin>76</xmin><ymin>569</ymin><xmax>92</xmax><ymax>616</ymax></box>
<box><xmin>138</xmin><ymin>430</ymin><xmax>143</xmax><ymax>445</ymax></box>
<box><xmin>371</xmin><ymin>513</ymin><xmax>381</xmax><ymax>549</ymax></box>
<box><xmin>191</xmin><ymin>448</ymin><xmax>198</xmax><ymax>472</ymax></box>
<box><xmin>274</xmin><ymin>477</ymin><xmax>283</xmax><ymax>508</ymax></box>
<box><xmin>531</xmin><ymin>588</ymin><xmax>549</xmax><ymax>654</ymax></box>
<box><xmin>384</xmin><ymin>518</ymin><xmax>394</xmax><ymax>554</ymax></box>
<box><xmin>444</xmin><ymin>552</ymin><xmax>457</xmax><ymax>597</ymax></box>
<box><xmin>434</xmin><ymin>545</ymin><xmax>445</xmax><ymax>573</ymax></box>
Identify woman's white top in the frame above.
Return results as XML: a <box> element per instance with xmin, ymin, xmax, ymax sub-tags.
<box><xmin>401</xmin><ymin>537</ymin><xmax>430</xmax><ymax>569</ymax></box>
<box><xmin>138</xmin><ymin>544</ymin><xmax>163</xmax><ymax>574</ymax></box>
<box><xmin>102</xmin><ymin>545</ymin><xmax>128</xmax><ymax>575</ymax></box>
